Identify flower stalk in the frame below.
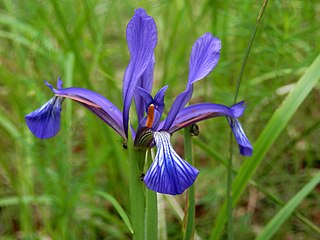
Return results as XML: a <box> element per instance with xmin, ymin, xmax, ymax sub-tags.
<box><xmin>145</xmin><ymin>150</ymin><xmax>158</xmax><ymax>240</ymax></box>
<box><xmin>182</xmin><ymin>126</ymin><xmax>196</xmax><ymax>240</ymax></box>
<box><xmin>127</xmin><ymin>129</ymin><xmax>146</xmax><ymax>240</ymax></box>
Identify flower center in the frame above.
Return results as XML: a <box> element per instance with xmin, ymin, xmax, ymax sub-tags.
<box><xmin>145</xmin><ymin>104</ymin><xmax>155</xmax><ymax>128</ymax></box>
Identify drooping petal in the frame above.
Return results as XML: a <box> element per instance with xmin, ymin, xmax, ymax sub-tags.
<box><xmin>162</xmin><ymin>33</ymin><xmax>221</xmax><ymax>130</ymax></box>
<box><xmin>166</xmin><ymin>101</ymin><xmax>246</xmax><ymax>133</ymax></box>
<box><xmin>227</xmin><ymin>117</ymin><xmax>253</xmax><ymax>156</ymax></box>
<box><xmin>144</xmin><ymin>131</ymin><xmax>199</xmax><ymax>195</ymax></box>
<box><xmin>134</xmin><ymin>55</ymin><xmax>155</xmax><ymax>122</ymax></box>
<box><xmin>47</xmin><ymin>81</ymin><xmax>126</xmax><ymax>139</ymax></box>
<box><xmin>25</xmin><ymin>96</ymin><xmax>63</xmax><ymax>139</ymax></box>
<box><xmin>122</xmin><ymin>8</ymin><xmax>158</xmax><ymax>137</ymax></box>
<box><xmin>160</xmin><ymin>101</ymin><xmax>253</xmax><ymax>157</ymax></box>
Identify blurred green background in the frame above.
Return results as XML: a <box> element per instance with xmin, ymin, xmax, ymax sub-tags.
<box><xmin>0</xmin><ymin>0</ymin><xmax>320</xmax><ymax>239</ymax></box>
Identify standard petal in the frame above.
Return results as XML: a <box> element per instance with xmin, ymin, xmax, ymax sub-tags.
<box><xmin>144</xmin><ymin>131</ymin><xmax>199</xmax><ymax>195</ymax></box>
<box><xmin>47</xmin><ymin>82</ymin><xmax>126</xmax><ymax>139</ymax></box>
<box><xmin>227</xmin><ymin>117</ymin><xmax>253</xmax><ymax>156</ymax></box>
<box><xmin>137</xmin><ymin>86</ymin><xmax>168</xmax><ymax>130</ymax></box>
<box><xmin>134</xmin><ymin>55</ymin><xmax>155</xmax><ymax>122</ymax></box>
<box><xmin>136</xmin><ymin>87</ymin><xmax>154</xmax><ymax>108</ymax></box>
<box><xmin>56</xmin><ymin>77</ymin><xmax>63</xmax><ymax>89</ymax></box>
<box><xmin>122</xmin><ymin>8</ymin><xmax>158</xmax><ymax>137</ymax></box>
<box><xmin>188</xmin><ymin>33</ymin><xmax>221</xmax><ymax>86</ymax></box>
<box><xmin>167</xmin><ymin>101</ymin><xmax>246</xmax><ymax>133</ymax></box>
<box><xmin>25</xmin><ymin>96</ymin><xmax>63</xmax><ymax>139</ymax></box>
<box><xmin>153</xmin><ymin>85</ymin><xmax>168</xmax><ymax>115</ymax></box>
<box><xmin>162</xmin><ymin>34</ymin><xmax>221</xmax><ymax>130</ymax></box>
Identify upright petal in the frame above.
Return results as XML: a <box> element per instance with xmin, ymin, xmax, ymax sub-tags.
<box><xmin>162</xmin><ymin>33</ymin><xmax>221</xmax><ymax>130</ymax></box>
<box><xmin>227</xmin><ymin>117</ymin><xmax>253</xmax><ymax>156</ymax></box>
<box><xmin>25</xmin><ymin>96</ymin><xmax>63</xmax><ymax>139</ymax></box>
<box><xmin>188</xmin><ymin>33</ymin><xmax>221</xmax><ymax>85</ymax></box>
<box><xmin>47</xmin><ymin>81</ymin><xmax>126</xmax><ymax>139</ymax></box>
<box><xmin>167</xmin><ymin>101</ymin><xmax>246</xmax><ymax>133</ymax></box>
<box><xmin>162</xmin><ymin>87</ymin><xmax>193</xmax><ymax>130</ymax></box>
<box><xmin>144</xmin><ymin>131</ymin><xmax>199</xmax><ymax>195</ymax></box>
<box><xmin>153</xmin><ymin>85</ymin><xmax>168</xmax><ymax>115</ymax></box>
<box><xmin>137</xmin><ymin>86</ymin><xmax>168</xmax><ymax>130</ymax></box>
<box><xmin>134</xmin><ymin>55</ymin><xmax>155</xmax><ymax>122</ymax></box>
<box><xmin>122</xmin><ymin>8</ymin><xmax>158</xmax><ymax>137</ymax></box>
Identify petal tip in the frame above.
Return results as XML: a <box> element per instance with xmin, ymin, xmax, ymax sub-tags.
<box><xmin>25</xmin><ymin>97</ymin><xmax>62</xmax><ymax>139</ymax></box>
<box><xmin>228</xmin><ymin>118</ymin><xmax>253</xmax><ymax>157</ymax></box>
<box><xmin>240</xmin><ymin>145</ymin><xmax>253</xmax><ymax>157</ymax></box>
<box><xmin>231</xmin><ymin>101</ymin><xmax>247</xmax><ymax>118</ymax></box>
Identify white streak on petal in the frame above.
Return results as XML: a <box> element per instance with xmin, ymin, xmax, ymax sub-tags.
<box><xmin>144</xmin><ymin>131</ymin><xmax>199</xmax><ymax>195</ymax></box>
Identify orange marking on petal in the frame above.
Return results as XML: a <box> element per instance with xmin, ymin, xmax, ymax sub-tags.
<box><xmin>55</xmin><ymin>94</ymin><xmax>100</xmax><ymax>108</ymax></box>
<box><xmin>145</xmin><ymin>104</ymin><xmax>155</xmax><ymax>128</ymax></box>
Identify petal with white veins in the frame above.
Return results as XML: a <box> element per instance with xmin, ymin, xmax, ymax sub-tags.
<box><xmin>144</xmin><ymin>131</ymin><xmax>199</xmax><ymax>195</ymax></box>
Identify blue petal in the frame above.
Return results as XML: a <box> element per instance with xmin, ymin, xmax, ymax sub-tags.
<box><xmin>137</xmin><ymin>86</ymin><xmax>168</xmax><ymax>130</ymax></box>
<box><xmin>56</xmin><ymin>77</ymin><xmax>63</xmax><ymax>89</ymax></box>
<box><xmin>161</xmin><ymin>87</ymin><xmax>193</xmax><ymax>130</ymax></box>
<box><xmin>163</xmin><ymin>33</ymin><xmax>221</xmax><ymax>130</ymax></box>
<box><xmin>188</xmin><ymin>33</ymin><xmax>221</xmax><ymax>85</ymax></box>
<box><xmin>134</xmin><ymin>55</ymin><xmax>155</xmax><ymax>122</ymax></box>
<box><xmin>25</xmin><ymin>96</ymin><xmax>63</xmax><ymax>139</ymax></box>
<box><xmin>153</xmin><ymin>85</ymin><xmax>168</xmax><ymax>115</ymax></box>
<box><xmin>227</xmin><ymin>117</ymin><xmax>253</xmax><ymax>156</ymax></box>
<box><xmin>137</xmin><ymin>85</ymin><xmax>168</xmax><ymax>115</ymax></box>
<box><xmin>166</xmin><ymin>101</ymin><xmax>246</xmax><ymax>133</ymax></box>
<box><xmin>48</xmin><ymin>82</ymin><xmax>126</xmax><ymax>139</ymax></box>
<box><xmin>122</xmin><ymin>8</ymin><xmax>158</xmax><ymax>137</ymax></box>
<box><xmin>144</xmin><ymin>131</ymin><xmax>199</xmax><ymax>195</ymax></box>
<box><xmin>136</xmin><ymin>87</ymin><xmax>153</xmax><ymax>108</ymax></box>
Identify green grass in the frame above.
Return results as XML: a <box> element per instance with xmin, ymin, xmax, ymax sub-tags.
<box><xmin>0</xmin><ymin>0</ymin><xmax>320</xmax><ymax>239</ymax></box>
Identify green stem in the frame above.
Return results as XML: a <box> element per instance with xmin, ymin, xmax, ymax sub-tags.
<box><xmin>233</xmin><ymin>0</ymin><xmax>269</xmax><ymax>103</ymax></box>
<box><xmin>228</xmin><ymin>1</ymin><xmax>269</xmax><ymax>239</ymax></box>
<box><xmin>227</xmin><ymin>134</ymin><xmax>234</xmax><ymax>240</ymax></box>
<box><xmin>127</xmin><ymin>131</ymin><xmax>146</xmax><ymax>240</ymax></box>
<box><xmin>145</xmin><ymin>150</ymin><xmax>158</xmax><ymax>240</ymax></box>
<box><xmin>182</xmin><ymin>127</ymin><xmax>195</xmax><ymax>240</ymax></box>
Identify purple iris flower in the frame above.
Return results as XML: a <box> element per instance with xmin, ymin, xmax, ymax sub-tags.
<box><xmin>25</xmin><ymin>8</ymin><xmax>253</xmax><ymax>195</ymax></box>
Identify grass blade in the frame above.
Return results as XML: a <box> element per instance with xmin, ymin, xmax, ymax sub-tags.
<box><xmin>210</xmin><ymin>53</ymin><xmax>320</xmax><ymax>239</ymax></box>
<box><xmin>96</xmin><ymin>190</ymin><xmax>133</xmax><ymax>234</ymax></box>
<box><xmin>255</xmin><ymin>172</ymin><xmax>320</xmax><ymax>240</ymax></box>
<box><xmin>0</xmin><ymin>107</ymin><xmax>20</xmax><ymax>139</ymax></box>
<box><xmin>0</xmin><ymin>195</ymin><xmax>52</xmax><ymax>207</ymax></box>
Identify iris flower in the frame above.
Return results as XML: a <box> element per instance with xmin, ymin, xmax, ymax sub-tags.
<box><xmin>25</xmin><ymin>8</ymin><xmax>253</xmax><ymax>195</ymax></box>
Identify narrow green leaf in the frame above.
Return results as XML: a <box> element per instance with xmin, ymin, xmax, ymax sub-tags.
<box><xmin>0</xmin><ymin>107</ymin><xmax>20</xmax><ymax>139</ymax></box>
<box><xmin>0</xmin><ymin>195</ymin><xmax>52</xmax><ymax>206</ymax></box>
<box><xmin>210</xmin><ymin>53</ymin><xmax>320</xmax><ymax>239</ymax></box>
<box><xmin>96</xmin><ymin>190</ymin><xmax>133</xmax><ymax>234</ymax></box>
<box><xmin>195</xmin><ymin>136</ymin><xmax>320</xmax><ymax>234</ymax></box>
<box><xmin>256</xmin><ymin>172</ymin><xmax>320</xmax><ymax>240</ymax></box>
